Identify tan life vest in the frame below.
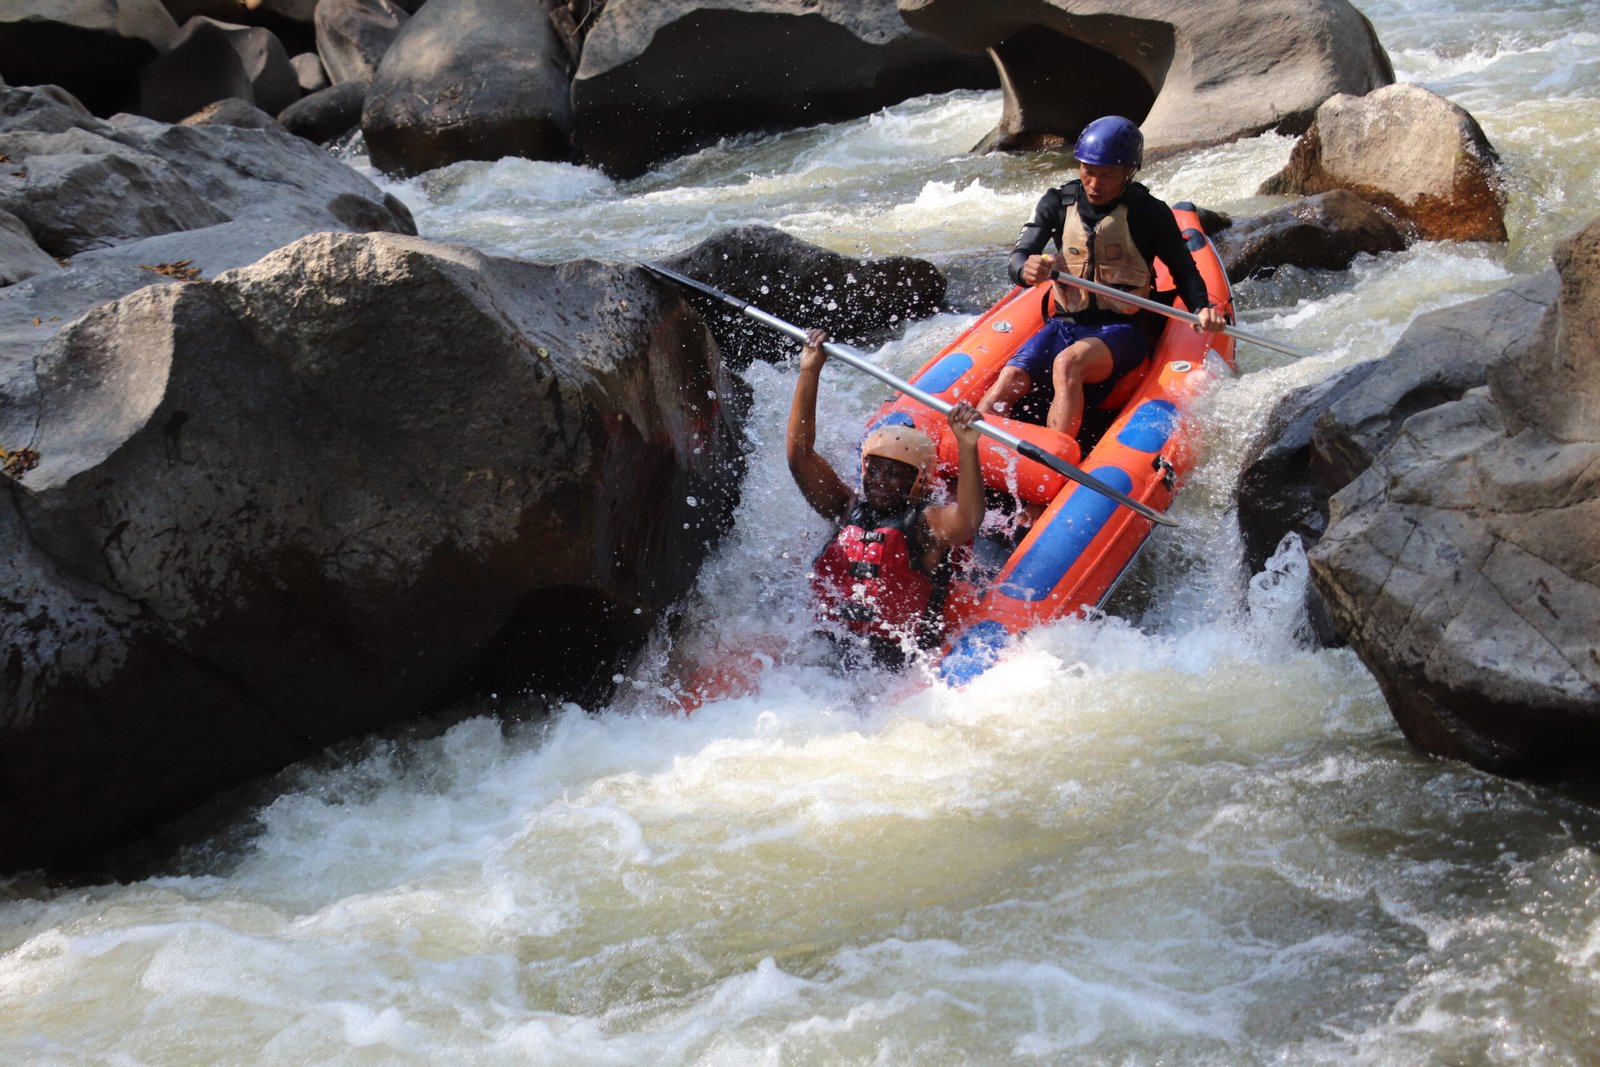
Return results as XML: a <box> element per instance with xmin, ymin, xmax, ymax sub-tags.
<box><xmin>1054</xmin><ymin>200</ymin><xmax>1153</xmax><ymax>317</ymax></box>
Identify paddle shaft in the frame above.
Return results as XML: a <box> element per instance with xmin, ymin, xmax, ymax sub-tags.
<box><xmin>1045</xmin><ymin>269</ymin><xmax>1315</xmax><ymax>359</ymax></box>
<box><xmin>640</xmin><ymin>260</ymin><xmax>1177</xmax><ymax>528</ymax></box>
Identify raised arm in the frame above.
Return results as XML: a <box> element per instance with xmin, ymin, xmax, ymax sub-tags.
<box><xmin>786</xmin><ymin>328</ymin><xmax>854</xmax><ymax>523</ymax></box>
<box><xmin>923</xmin><ymin>402</ymin><xmax>984</xmax><ymax>549</ymax></box>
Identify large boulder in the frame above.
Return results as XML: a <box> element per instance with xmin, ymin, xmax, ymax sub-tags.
<box><xmin>573</xmin><ymin>0</ymin><xmax>998</xmax><ymax>179</ymax></box>
<box><xmin>1238</xmin><ymin>270</ymin><xmax>1558</xmax><ymax>580</ymax></box>
<box><xmin>1307</xmin><ymin>218</ymin><xmax>1600</xmax><ymax>775</ymax></box>
<box><xmin>362</xmin><ymin>0</ymin><xmax>575</xmax><ymax>176</ymax></box>
<box><xmin>0</xmin><ymin>82</ymin><xmax>415</xmax><ymax>448</ymax></box>
<box><xmin>1214</xmin><ymin>190</ymin><xmax>1407</xmax><ymax>283</ymax></box>
<box><xmin>660</xmin><ymin>224</ymin><xmax>948</xmax><ymax>368</ymax></box>
<box><xmin>314</xmin><ymin>0</ymin><xmax>409</xmax><ymax>85</ymax></box>
<box><xmin>0</xmin><ymin>0</ymin><xmax>179</xmax><ymax>117</ymax></box>
<box><xmin>0</xmin><ymin>232</ymin><xmax>749</xmax><ymax>875</ymax></box>
<box><xmin>138</xmin><ymin>16</ymin><xmax>303</xmax><ymax>123</ymax></box>
<box><xmin>898</xmin><ymin>0</ymin><xmax>1392</xmax><ymax>156</ymax></box>
<box><xmin>1260</xmin><ymin>83</ymin><xmax>1507</xmax><ymax>244</ymax></box>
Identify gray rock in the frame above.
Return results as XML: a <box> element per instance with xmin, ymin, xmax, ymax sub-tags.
<box><xmin>0</xmin><ymin>82</ymin><xmax>416</xmax><ymax>445</ymax></box>
<box><xmin>898</xmin><ymin>0</ymin><xmax>1392</xmax><ymax>157</ymax></box>
<box><xmin>362</xmin><ymin>0</ymin><xmax>575</xmax><ymax>176</ymax></box>
<box><xmin>1307</xmin><ymin>217</ymin><xmax>1600</xmax><ymax>776</ymax></box>
<box><xmin>139</xmin><ymin>17</ymin><xmax>302</xmax><ymax>122</ymax></box>
<box><xmin>0</xmin><ymin>232</ymin><xmax>749</xmax><ymax>875</ymax></box>
<box><xmin>659</xmin><ymin>224</ymin><xmax>948</xmax><ymax>368</ymax></box>
<box><xmin>0</xmin><ymin>208</ymin><xmax>63</xmax><ymax>287</ymax></box>
<box><xmin>1215</xmin><ymin>190</ymin><xmax>1407</xmax><ymax>283</ymax></box>
<box><xmin>315</xmin><ymin>0</ymin><xmax>409</xmax><ymax>85</ymax></box>
<box><xmin>0</xmin><ymin>0</ymin><xmax>179</xmax><ymax>116</ymax></box>
<box><xmin>0</xmin><ymin>125</ymin><xmax>233</xmax><ymax>256</ymax></box>
<box><xmin>1313</xmin><ymin>270</ymin><xmax>1559</xmax><ymax>490</ymax></box>
<box><xmin>1260</xmin><ymin>83</ymin><xmax>1507</xmax><ymax>244</ymax></box>
<box><xmin>573</xmin><ymin>0</ymin><xmax>997</xmax><ymax>179</ymax></box>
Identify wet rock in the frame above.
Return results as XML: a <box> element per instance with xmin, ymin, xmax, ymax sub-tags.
<box><xmin>1236</xmin><ymin>359</ymin><xmax>1380</xmax><ymax>578</ymax></box>
<box><xmin>0</xmin><ymin>233</ymin><xmax>749</xmax><ymax>875</ymax></box>
<box><xmin>1215</xmin><ymin>190</ymin><xmax>1407</xmax><ymax>283</ymax></box>
<box><xmin>659</xmin><ymin>225</ymin><xmax>948</xmax><ymax>368</ymax></box>
<box><xmin>1307</xmin><ymin>218</ymin><xmax>1600</xmax><ymax>776</ymax></box>
<box><xmin>1260</xmin><ymin>83</ymin><xmax>1507</xmax><ymax>244</ymax></box>
<box><xmin>898</xmin><ymin>0</ymin><xmax>1392</xmax><ymax>157</ymax></box>
<box><xmin>315</xmin><ymin>0</ymin><xmax>409</xmax><ymax>85</ymax></box>
<box><xmin>0</xmin><ymin>0</ymin><xmax>179</xmax><ymax>117</ymax></box>
<box><xmin>573</xmin><ymin>0</ymin><xmax>997</xmax><ymax>179</ymax></box>
<box><xmin>1237</xmin><ymin>272</ymin><xmax>1558</xmax><ymax>577</ymax></box>
<box><xmin>1313</xmin><ymin>271</ymin><xmax>1558</xmax><ymax>490</ymax></box>
<box><xmin>279</xmin><ymin>79</ymin><xmax>369</xmax><ymax>144</ymax></box>
<box><xmin>139</xmin><ymin>16</ymin><xmax>302</xmax><ymax>123</ymax></box>
<box><xmin>0</xmin><ymin>208</ymin><xmax>63</xmax><ymax>287</ymax></box>
<box><xmin>362</xmin><ymin>0</ymin><xmax>574</xmax><ymax>176</ymax></box>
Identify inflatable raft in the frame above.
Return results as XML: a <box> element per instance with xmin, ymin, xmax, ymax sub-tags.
<box><xmin>860</xmin><ymin>202</ymin><xmax>1237</xmax><ymax>685</ymax></box>
<box><xmin>650</xmin><ymin>202</ymin><xmax>1236</xmax><ymax>704</ymax></box>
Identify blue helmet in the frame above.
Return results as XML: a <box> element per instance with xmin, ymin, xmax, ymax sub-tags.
<box><xmin>1074</xmin><ymin>116</ymin><xmax>1143</xmax><ymax>168</ymax></box>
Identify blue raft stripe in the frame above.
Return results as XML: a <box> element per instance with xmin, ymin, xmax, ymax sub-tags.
<box><xmin>936</xmin><ymin>619</ymin><xmax>1011</xmax><ymax>687</ymax></box>
<box><xmin>911</xmin><ymin>353</ymin><xmax>974</xmax><ymax>394</ymax></box>
<box><xmin>1115</xmin><ymin>399</ymin><xmax>1179</xmax><ymax>453</ymax></box>
<box><xmin>869</xmin><ymin>410</ymin><xmax>919</xmax><ymax>431</ymax></box>
<box><xmin>996</xmin><ymin>466</ymin><xmax>1133</xmax><ymax>602</ymax></box>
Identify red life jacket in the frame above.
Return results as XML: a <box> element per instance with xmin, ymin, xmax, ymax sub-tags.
<box><xmin>811</xmin><ymin>503</ymin><xmax>938</xmax><ymax>642</ymax></box>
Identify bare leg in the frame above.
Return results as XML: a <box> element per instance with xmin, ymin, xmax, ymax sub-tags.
<box><xmin>1046</xmin><ymin>338</ymin><xmax>1115</xmax><ymax>438</ymax></box>
<box><xmin>978</xmin><ymin>366</ymin><xmax>1033</xmax><ymax>418</ymax></box>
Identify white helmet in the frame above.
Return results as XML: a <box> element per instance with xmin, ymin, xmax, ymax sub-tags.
<box><xmin>860</xmin><ymin>423</ymin><xmax>936</xmax><ymax>498</ymax></box>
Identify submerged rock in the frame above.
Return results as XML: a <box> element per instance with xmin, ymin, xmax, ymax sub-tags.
<box><xmin>0</xmin><ymin>233</ymin><xmax>749</xmax><ymax>875</ymax></box>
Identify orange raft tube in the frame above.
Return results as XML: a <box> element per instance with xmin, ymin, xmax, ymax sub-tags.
<box><xmin>865</xmin><ymin>203</ymin><xmax>1238</xmax><ymax>685</ymax></box>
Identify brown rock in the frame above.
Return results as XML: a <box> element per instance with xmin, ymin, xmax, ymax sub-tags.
<box><xmin>1260</xmin><ymin>83</ymin><xmax>1507</xmax><ymax>243</ymax></box>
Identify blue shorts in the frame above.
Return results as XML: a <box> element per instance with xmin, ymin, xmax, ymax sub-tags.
<box><xmin>1005</xmin><ymin>318</ymin><xmax>1148</xmax><ymax>409</ymax></box>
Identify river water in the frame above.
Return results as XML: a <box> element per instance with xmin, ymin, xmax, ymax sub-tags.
<box><xmin>5</xmin><ymin>2</ymin><xmax>1599</xmax><ymax>1064</ymax></box>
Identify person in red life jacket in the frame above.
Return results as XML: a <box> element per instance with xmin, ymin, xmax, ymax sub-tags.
<box><xmin>787</xmin><ymin>327</ymin><xmax>984</xmax><ymax>668</ymax></box>
<box><xmin>978</xmin><ymin>115</ymin><xmax>1227</xmax><ymax>438</ymax></box>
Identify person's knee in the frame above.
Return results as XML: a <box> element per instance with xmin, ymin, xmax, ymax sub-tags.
<box><xmin>1052</xmin><ymin>345</ymin><xmax>1090</xmax><ymax>385</ymax></box>
<box><xmin>1052</xmin><ymin>340</ymin><xmax>1110</xmax><ymax>386</ymax></box>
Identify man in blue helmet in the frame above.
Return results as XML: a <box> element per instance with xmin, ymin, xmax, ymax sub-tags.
<box><xmin>978</xmin><ymin>115</ymin><xmax>1226</xmax><ymax>438</ymax></box>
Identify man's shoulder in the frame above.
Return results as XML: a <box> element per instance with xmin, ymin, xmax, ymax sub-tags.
<box><xmin>1124</xmin><ymin>181</ymin><xmax>1167</xmax><ymax>208</ymax></box>
<box><xmin>1046</xmin><ymin>179</ymin><xmax>1081</xmax><ymax>204</ymax></box>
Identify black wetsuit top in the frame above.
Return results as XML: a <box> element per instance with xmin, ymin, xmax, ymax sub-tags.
<box><xmin>1008</xmin><ymin>180</ymin><xmax>1213</xmax><ymax>326</ymax></box>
